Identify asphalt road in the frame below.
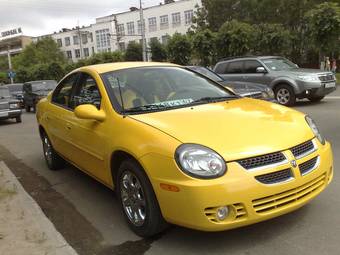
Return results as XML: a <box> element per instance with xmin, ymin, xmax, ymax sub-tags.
<box><xmin>0</xmin><ymin>90</ymin><xmax>339</xmax><ymax>255</ymax></box>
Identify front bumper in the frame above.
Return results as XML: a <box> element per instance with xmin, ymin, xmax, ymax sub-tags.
<box><xmin>141</xmin><ymin>139</ymin><xmax>333</xmax><ymax>231</ymax></box>
<box><xmin>0</xmin><ymin>109</ymin><xmax>22</xmax><ymax>120</ymax></box>
<box><xmin>298</xmin><ymin>81</ymin><xmax>337</xmax><ymax>98</ymax></box>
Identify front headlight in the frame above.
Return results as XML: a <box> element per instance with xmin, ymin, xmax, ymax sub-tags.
<box><xmin>9</xmin><ymin>103</ymin><xmax>19</xmax><ymax>109</ymax></box>
<box><xmin>305</xmin><ymin>116</ymin><xmax>325</xmax><ymax>145</ymax></box>
<box><xmin>298</xmin><ymin>75</ymin><xmax>319</xmax><ymax>82</ymax></box>
<box><xmin>175</xmin><ymin>144</ymin><xmax>227</xmax><ymax>179</ymax></box>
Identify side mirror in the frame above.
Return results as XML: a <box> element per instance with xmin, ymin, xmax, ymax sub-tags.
<box><xmin>74</xmin><ymin>104</ymin><xmax>106</xmax><ymax>122</ymax></box>
<box><xmin>256</xmin><ymin>67</ymin><xmax>267</xmax><ymax>73</ymax></box>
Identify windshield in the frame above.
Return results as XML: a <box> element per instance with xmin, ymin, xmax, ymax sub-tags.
<box><xmin>32</xmin><ymin>81</ymin><xmax>57</xmax><ymax>91</ymax></box>
<box><xmin>101</xmin><ymin>66</ymin><xmax>236</xmax><ymax>114</ymax></box>
<box><xmin>0</xmin><ymin>87</ymin><xmax>10</xmax><ymax>98</ymax></box>
<box><xmin>189</xmin><ymin>66</ymin><xmax>224</xmax><ymax>82</ymax></box>
<box><xmin>262</xmin><ymin>58</ymin><xmax>297</xmax><ymax>71</ymax></box>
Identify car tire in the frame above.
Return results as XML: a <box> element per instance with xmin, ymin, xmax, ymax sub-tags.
<box><xmin>25</xmin><ymin>105</ymin><xmax>31</xmax><ymax>112</ymax></box>
<box><xmin>41</xmin><ymin>132</ymin><xmax>65</xmax><ymax>171</ymax></box>
<box><xmin>308</xmin><ymin>96</ymin><xmax>324</xmax><ymax>103</ymax></box>
<box><xmin>275</xmin><ymin>84</ymin><xmax>296</xmax><ymax>106</ymax></box>
<box><xmin>16</xmin><ymin>116</ymin><xmax>22</xmax><ymax>123</ymax></box>
<box><xmin>116</xmin><ymin>159</ymin><xmax>168</xmax><ymax>237</ymax></box>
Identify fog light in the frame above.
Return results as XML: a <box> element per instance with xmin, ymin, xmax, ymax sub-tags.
<box><xmin>306</xmin><ymin>90</ymin><xmax>310</xmax><ymax>95</ymax></box>
<box><xmin>216</xmin><ymin>206</ymin><xmax>229</xmax><ymax>221</ymax></box>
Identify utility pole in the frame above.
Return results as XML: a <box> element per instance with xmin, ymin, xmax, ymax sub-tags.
<box><xmin>77</xmin><ymin>22</ymin><xmax>83</xmax><ymax>59</ymax></box>
<box><xmin>139</xmin><ymin>0</ymin><xmax>147</xmax><ymax>61</ymax></box>
<box><xmin>7</xmin><ymin>45</ymin><xmax>13</xmax><ymax>84</ymax></box>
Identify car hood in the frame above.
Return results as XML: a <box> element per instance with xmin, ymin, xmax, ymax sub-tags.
<box><xmin>277</xmin><ymin>68</ymin><xmax>334</xmax><ymax>76</ymax></box>
<box><xmin>129</xmin><ymin>98</ymin><xmax>314</xmax><ymax>161</ymax></box>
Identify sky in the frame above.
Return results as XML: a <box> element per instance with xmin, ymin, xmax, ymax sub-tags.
<box><xmin>0</xmin><ymin>0</ymin><xmax>161</xmax><ymax>37</ymax></box>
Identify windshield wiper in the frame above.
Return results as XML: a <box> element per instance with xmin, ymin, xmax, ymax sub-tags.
<box><xmin>124</xmin><ymin>104</ymin><xmax>168</xmax><ymax>113</ymax></box>
<box><xmin>191</xmin><ymin>95</ymin><xmax>239</xmax><ymax>104</ymax></box>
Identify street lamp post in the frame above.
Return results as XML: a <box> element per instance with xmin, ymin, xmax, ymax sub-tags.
<box><xmin>7</xmin><ymin>45</ymin><xmax>13</xmax><ymax>84</ymax></box>
<box><xmin>139</xmin><ymin>0</ymin><xmax>147</xmax><ymax>61</ymax></box>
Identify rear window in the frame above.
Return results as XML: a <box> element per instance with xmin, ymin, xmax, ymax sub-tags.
<box><xmin>226</xmin><ymin>61</ymin><xmax>243</xmax><ymax>74</ymax></box>
<box><xmin>214</xmin><ymin>62</ymin><xmax>229</xmax><ymax>74</ymax></box>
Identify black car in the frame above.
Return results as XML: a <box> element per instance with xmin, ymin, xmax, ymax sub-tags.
<box><xmin>7</xmin><ymin>83</ymin><xmax>24</xmax><ymax>108</ymax></box>
<box><xmin>187</xmin><ymin>66</ymin><xmax>276</xmax><ymax>102</ymax></box>
<box><xmin>23</xmin><ymin>80</ymin><xmax>57</xmax><ymax>112</ymax></box>
<box><xmin>0</xmin><ymin>85</ymin><xmax>22</xmax><ymax>123</ymax></box>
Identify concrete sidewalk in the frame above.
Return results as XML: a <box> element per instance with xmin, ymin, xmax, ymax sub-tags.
<box><xmin>0</xmin><ymin>161</ymin><xmax>78</xmax><ymax>255</ymax></box>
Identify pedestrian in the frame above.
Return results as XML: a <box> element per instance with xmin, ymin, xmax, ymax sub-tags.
<box><xmin>325</xmin><ymin>57</ymin><xmax>331</xmax><ymax>71</ymax></box>
<box><xmin>331</xmin><ymin>58</ymin><xmax>337</xmax><ymax>74</ymax></box>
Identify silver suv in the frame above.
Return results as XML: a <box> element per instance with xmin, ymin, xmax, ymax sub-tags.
<box><xmin>214</xmin><ymin>56</ymin><xmax>337</xmax><ymax>106</ymax></box>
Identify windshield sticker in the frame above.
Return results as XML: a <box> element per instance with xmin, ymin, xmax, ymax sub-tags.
<box><xmin>153</xmin><ymin>99</ymin><xmax>194</xmax><ymax>107</ymax></box>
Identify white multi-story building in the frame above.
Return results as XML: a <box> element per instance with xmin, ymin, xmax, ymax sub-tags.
<box><xmin>35</xmin><ymin>0</ymin><xmax>202</xmax><ymax>62</ymax></box>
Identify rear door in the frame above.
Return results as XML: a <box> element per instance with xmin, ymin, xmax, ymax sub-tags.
<box><xmin>46</xmin><ymin>73</ymin><xmax>79</xmax><ymax>158</ymax></box>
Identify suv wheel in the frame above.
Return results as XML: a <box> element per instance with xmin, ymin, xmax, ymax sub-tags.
<box><xmin>308</xmin><ymin>96</ymin><xmax>324</xmax><ymax>103</ymax></box>
<box><xmin>275</xmin><ymin>84</ymin><xmax>296</xmax><ymax>106</ymax></box>
<box><xmin>41</xmin><ymin>132</ymin><xmax>65</xmax><ymax>170</ymax></box>
<box><xmin>116</xmin><ymin>159</ymin><xmax>168</xmax><ymax>237</ymax></box>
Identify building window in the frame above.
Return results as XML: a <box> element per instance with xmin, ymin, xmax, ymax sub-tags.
<box><xmin>148</xmin><ymin>17</ymin><xmax>157</xmax><ymax>32</ymax></box>
<box><xmin>137</xmin><ymin>20</ymin><xmax>145</xmax><ymax>35</ymax></box>
<box><xmin>92</xmin><ymin>46</ymin><xmax>95</xmax><ymax>54</ymax></box>
<box><xmin>119</xmin><ymin>42</ymin><xmax>125</xmax><ymax>51</ymax></box>
<box><xmin>95</xmin><ymin>29</ymin><xmax>111</xmax><ymax>50</ymax></box>
<box><xmin>75</xmin><ymin>49</ymin><xmax>80</xmax><ymax>58</ymax></box>
<box><xmin>83</xmin><ymin>48</ymin><xmax>89</xmax><ymax>57</ymax></box>
<box><xmin>127</xmin><ymin>22</ymin><xmax>135</xmax><ymax>35</ymax></box>
<box><xmin>89</xmin><ymin>32</ymin><xmax>93</xmax><ymax>42</ymax></box>
<box><xmin>65</xmin><ymin>37</ymin><xmax>70</xmax><ymax>46</ymax></box>
<box><xmin>150</xmin><ymin>37</ymin><xmax>158</xmax><ymax>43</ymax></box>
<box><xmin>117</xmin><ymin>24</ymin><xmax>125</xmax><ymax>36</ymax></box>
<box><xmin>56</xmin><ymin>39</ymin><xmax>62</xmax><ymax>47</ymax></box>
<box><xmin>73</xmin><ymin>35</ymin><xmax>79</xmax><ymax>45</ymax></box>
<box><xmin>161</xmin><ymin>35</ymin><xmax>170</xmax><ymax>45</ymax></box>
<box><xmin>172</xmin><ymin>12</ymin><xmax>181</xmax><ymax>27</ymax></box>
<box><xmin>160</xmin><ymin>15</ymin><xmax>169</xmax><ymax>30</ymax></box>
<box><xmin>184</xmin><ymin>10</ymin><xmax>193</xmax><ymax>25</ymax></box>
<box><xmin>81</xmin><ymin>33</ymin><xmax>88</xmax><ymax>44</ymax></box>
<box><xmin>66</xmin><ymin>50</ymin><xmax>72</xmax><ymax>59</ymax></box>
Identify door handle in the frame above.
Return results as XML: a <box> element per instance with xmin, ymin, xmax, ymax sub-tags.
<box><xmin>66</xmin><ymin>123</ymin><xmax>72</xmax><ymax>130</ymax></box>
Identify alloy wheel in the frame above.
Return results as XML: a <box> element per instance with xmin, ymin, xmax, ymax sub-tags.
<box><xmin>42</xmin><ymin>136</ymin><xmax>53</xmax><ymax>165</ymax></box>
<box><xmin>276</xmin><ymin>88</ymin><xmax>290</xmax><ymax>105</ymax></box>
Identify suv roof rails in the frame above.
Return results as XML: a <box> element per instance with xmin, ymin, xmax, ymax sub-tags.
<box><xmin>218</xmin><ymin>55</ymin><xmax>259</xmax><ymax>62</ymax></box>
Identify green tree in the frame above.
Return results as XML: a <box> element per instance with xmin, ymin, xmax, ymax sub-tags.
<box><xmin>306</xmin><ymin>2</ymin><xmax>340</xmax><ymax>57</ymax></box>
<box><xmin>125</xmin><ymin>42</ymin><xmax>143</xmax><ymax>61</ymax></box>
<box><xmin>189</xmin><ymin>4</ymin><xmax>209</xmax><ymax>33</ymax></box>
<box><xmin>216</xmin><ymin>20</ymin><xmax>255</xmax><ymax>59</ymax></box>
<box><xmin>191</xmin><ymin>29</ymin><xmax>217</xmax><ymax>66</ymax></box>
<box><xmin>149</xmin><ymin>39</ymin><xmax>167</xmax><ymax>62</ymax></box>
<box><xmin>167</xmin><ymin>33</ymin><xmax>192</xmax><ymax>65</ymax></box>
<box><xmin>254</xmin><ymin>23</ymin><xmax>291</xmax><ymax>56</ymax></box>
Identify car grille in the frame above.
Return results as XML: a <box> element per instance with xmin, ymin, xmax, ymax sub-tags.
<box><xmin>0</xmin><ymin>102</ymin><xmax>9</xmax><ymax>110</ymax></box>
<box><xmin>255</xmin><ymin>168</ymin><xmax>293</xmax><ymax>184</ymax></box>
<box><xmin>252</xmin><ymin>174</ymin><xmax>326</xmax><ymax>214</ymax></box>
<box><xmin>237</xmin><ymin>152</ymin><xmax>286</xmax><ymax>170</ymax></box>
<box><xmin>204</xmin><ymin>203</ymin><xmax>247</xmax><ymax>222</ymax></box>
<box><xmin>299</xmin><ymin>156</ymin><xmax>319</xmax><ymax>175</ymax></box>
<box><xmin>318</xmin><ymin>74</ymin><xmax>335</xmax><ymax>82</ymax></box>
<box><xmin>290</xmin><ymin>140</ymin><xmax>315</xmax><ymax>158</ymax></box>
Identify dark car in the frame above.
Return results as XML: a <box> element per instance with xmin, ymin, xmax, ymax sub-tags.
<box><xmin>0</xmin><ymin>85</ymin><xmax>22</xmax><ymax>123</ymax></box>
<box><xmin>23</xmin><ymin>80</ymin><xmax>57</xmax><ymax>112</ymax></box>
<box><xmin>187</xmin><ymin>66</ymin><xmax>276</xmax><ymax>101</ymax></box>
<box><xmin>7</xmin><ymin>83</ymin><xmax>24</xmax><ymax>108</ymax></box>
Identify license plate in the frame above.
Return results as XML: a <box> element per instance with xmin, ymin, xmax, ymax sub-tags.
<box><xmin>0</xmin><ymin>111</ymin><xmax>8</xmax><ymax>117</ymax></box>
<box><xmin>325</xmin><ymin>82</ymin><xmax>336</xmax><ymax>88</ymax></box>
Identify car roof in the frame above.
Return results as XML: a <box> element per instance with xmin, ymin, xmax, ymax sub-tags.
<box><xmin>77</xmin><ymin>62</ymin><xmax>179</xmax><ymax>74</ymax></box>
<box><xmin>218</xmin><ymin>56</ymin><xmax>283</xmax><ymax>63</ymax></box>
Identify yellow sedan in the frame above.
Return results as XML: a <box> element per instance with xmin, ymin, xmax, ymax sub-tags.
<box><xmin>36</xmin><ymin>62</ymin><xmax>333</xmax><ymax>237</ymax></box>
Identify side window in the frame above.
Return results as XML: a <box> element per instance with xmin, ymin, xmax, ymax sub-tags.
<box><xmin>244</xmin><ymin>60</ymin><xmax>263</xmax><ymax>73</ymax></box>
<box><xmin>226</xmin><ymin>61</ymin><xmax>243</xmax><ymax>74</ymax></box>
<box><xmin>214</xmin><ymin>62</ymin><xmax>228</xmax><ymax>74</ymax></box>
<box><xmin>52</xmin><ymin>73</ymin><xmax>78</xmax><ymax>107</ymax></box>
<box><xmin>71</xmin><ymin>73</ymin><xmax>101</xmax><ymax>109</ymax></box>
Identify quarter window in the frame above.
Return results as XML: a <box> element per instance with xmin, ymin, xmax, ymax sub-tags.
<box><xmin>244</xmin><ymin>60</ymin><xmax>263</xmax><ymax>73</ymax></box>
<box><xmin>71</xmin><ymin>73</ymin><xmax>101</xmax><ymax>109</ymax></box>
<box><xmin>52</xmin><ymin>73</ymin><xmax>78</xmax><ymax>107</ymax></box>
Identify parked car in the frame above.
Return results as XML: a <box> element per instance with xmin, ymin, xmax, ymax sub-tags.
<box><xmin>214</xmin><ymin>56</ymin><xmax>337</xmax><ymax>106</ymax></box>
<box><xmin>187</xmin><ymin>66</ymin><xmax>275</xmax><ymax>102</ymax></box>
<box><xmin>7</xmin><ymin>83</ymin><xmax>24</xmax><ymax>108</ymax></box>
<box><xmin>37</xmin><ymin>62</ymin><xmax>333</xmax><ymax>237</ymax></box>
<box><xmin>23</xmin><ymin>80</ymin><xmax>57</xmax><ymax>112</ymax></box>
<box><xmin>0</xmin><ymin>85</ymin><xmax>22</xmax><ymax>123</ymax></box>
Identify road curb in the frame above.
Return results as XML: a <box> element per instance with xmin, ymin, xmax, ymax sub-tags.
<box><xmin>0</xmin><ymin>161</ymin><xmax>78</xmax><ymax>255</ymax></box>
